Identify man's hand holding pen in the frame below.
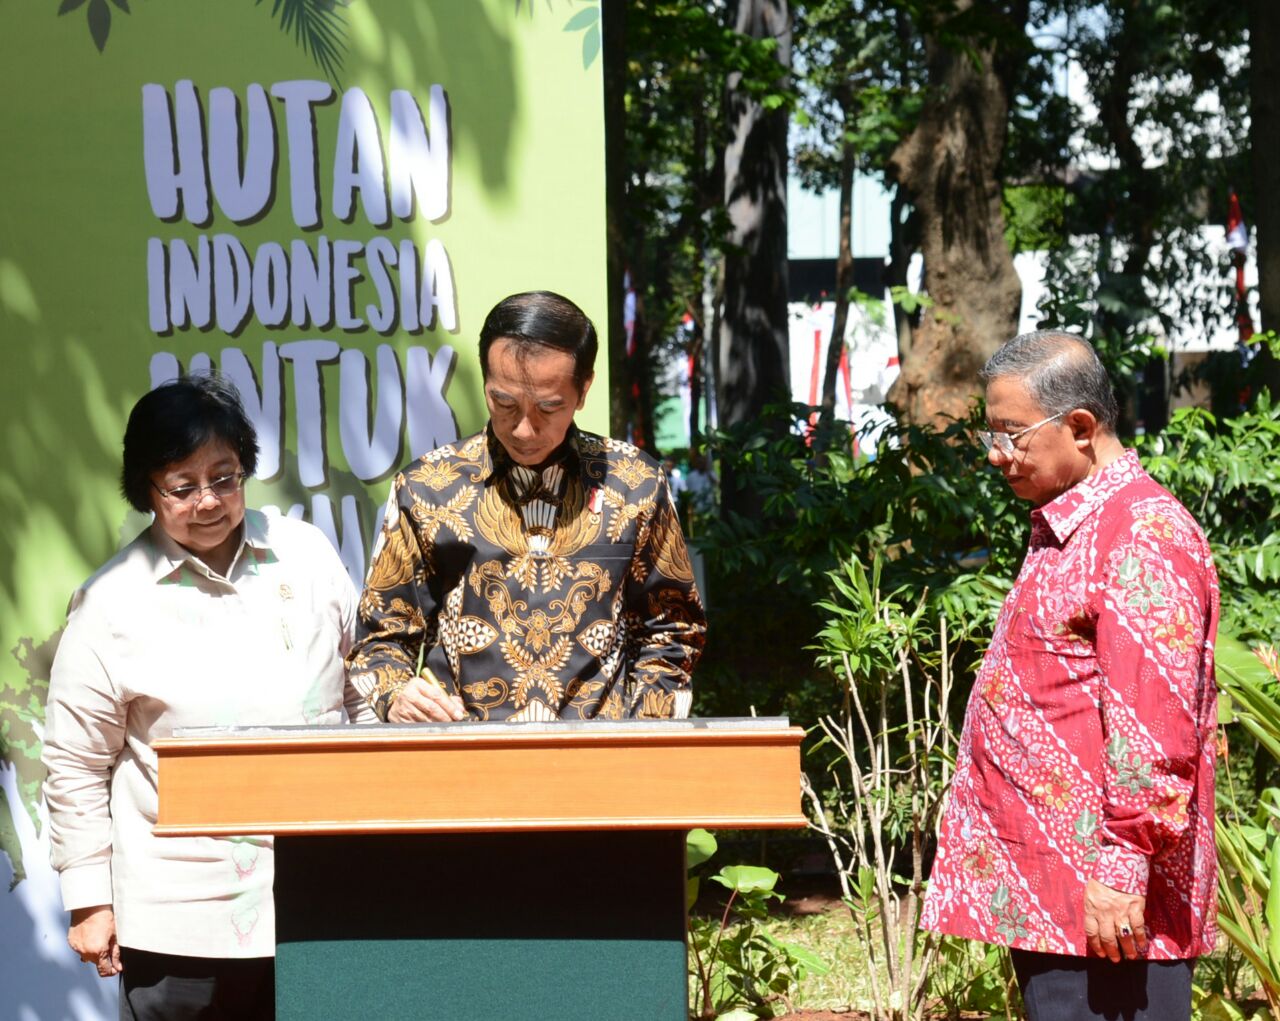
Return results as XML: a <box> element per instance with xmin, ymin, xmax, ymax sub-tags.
<box><xmin>387</xmin><ymin>669</ymin><xmax>467</xmax><ymax>722</ymax></box>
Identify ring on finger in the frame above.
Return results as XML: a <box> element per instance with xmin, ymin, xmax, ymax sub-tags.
<box><xmin>1119</xmin><ymin>923</ymin><xmax>1133</xmax><ymax>937</ymax></box>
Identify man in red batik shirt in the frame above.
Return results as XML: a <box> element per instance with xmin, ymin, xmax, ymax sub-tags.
<box><xmin>921</xmin><ymin>331</ymin><xmax>1219</xmax><ymax>1021</ymax></box>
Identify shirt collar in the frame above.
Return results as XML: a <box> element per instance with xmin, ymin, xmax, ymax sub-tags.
<box><xmin>1032</xmin><ymin>448</ymin><xmax>1146</xmax><ymax>544</ymax></box>
<box><xmin>477</xmin><ymin>423</ymin><xmax>584</xmax><ymax>486</ymax></box>
<box><xmin>147</xmin><ymin>507</ymin><xmax>272</xmax><ymax>584</ymax></box>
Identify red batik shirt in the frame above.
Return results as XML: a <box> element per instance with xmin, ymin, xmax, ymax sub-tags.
<box><xmin>922</xmin><ymin>450</ymin><xmax>1219</xmax><ymax>958</ymax></box>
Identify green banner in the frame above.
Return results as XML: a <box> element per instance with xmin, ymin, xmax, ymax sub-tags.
<box><xmin>0</xmin><ymin>3</ymin><xmax>606</xmax><ymax>1009</ymax></box>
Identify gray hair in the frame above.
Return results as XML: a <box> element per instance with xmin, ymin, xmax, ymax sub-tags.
<box><xmin>979</xmin><ymin>330</ymin><xmax>1119</xmax><ymax>432</ymax></box>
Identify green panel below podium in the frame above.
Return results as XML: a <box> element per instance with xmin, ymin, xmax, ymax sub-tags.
<box><xmin>274</xmin><ymin>831</ymin><xmax>689</xmax><ymax>1020</ymax></box>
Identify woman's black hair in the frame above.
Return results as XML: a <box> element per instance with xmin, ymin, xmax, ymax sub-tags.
<box><xmin>478</xmin><ymin>291</ymin><xmax>598</xmax><ymax>392</ymax></box>
<box><xmin>120</xmin><ymin>373</ymin><xmax>259</xmax><ymax>512</ymax></box>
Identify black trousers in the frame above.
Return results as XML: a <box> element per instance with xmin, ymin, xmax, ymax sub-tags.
<box><xmin>1011</xmin><ymin>949</ymin><xmax>1194</xmax><ymax>1021</ymax></box>
<box><xmin>119</xmin><ymin>947</ymin><xmax>274</xmax><ymax>1021</ymax></box>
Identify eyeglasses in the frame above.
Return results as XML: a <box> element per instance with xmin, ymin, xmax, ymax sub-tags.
<box><xmin>152</xmin><ymin>471</ymin><xmax>247</xmax><ymax>505</ymax></box>
<box><xmin>977</xmin><ymin>412</ymin><xmax>1067</xmax><ymax>458</ymax></box>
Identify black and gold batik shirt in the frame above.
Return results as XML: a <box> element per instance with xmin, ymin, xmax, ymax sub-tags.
<box><xmin>348</xmin><ymin>426</ymin><xmax>706</xmax><ymax>722</ymax></box>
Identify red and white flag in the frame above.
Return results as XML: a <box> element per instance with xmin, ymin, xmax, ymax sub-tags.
<box><xmin>1227</xmin><ymin>190</ymin><xmax>1254</xmax><ymax>343</ymax></box>
<box><xmin>1227</xmin><ymin>191</ymin><xmax>1249</xmax><ymax>254</ymax></box>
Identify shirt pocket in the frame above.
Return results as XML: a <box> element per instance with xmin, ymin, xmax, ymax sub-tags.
<box><xmin>575</xmin><ymin>542</ymin><xmax>635</xmax><ymax>559</ymax></box>
<box><xmin>565</xmin><ymin>544</ymin><xmax>636</xmax><ymax>628</ymax></box>
<box><xmin>574</xmin><ymin>542</ymin><xmax>636</xmax><ymax>573</ymax></box>
<box><xmin>1005</xmin><ymin>608</ymin><xmax>1095</xmax><ymax>680</ymax></box>
<box><xmin>1002</xmin><ymin>611</ymin><xmax>1098</xmax><ymax>721</ymax></box>
<box><xmin>1008</xmin><ymin>609</ymin><xmax>1094</xmax><ymax>654</ymax></box>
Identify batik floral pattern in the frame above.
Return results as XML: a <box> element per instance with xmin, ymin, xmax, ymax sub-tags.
<box><xmin>349</xmin><ymin>427</ymin><xmax>705</xmax><ymax>722</ymax></box>
<box><xmin>921</xmin><ymin>450</ymin><xmax>1219</xmax><ymax>959</ymax></box>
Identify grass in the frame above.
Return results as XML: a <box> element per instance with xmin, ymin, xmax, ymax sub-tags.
<box><xmin>758</xmin><ymin>910</ymin><xmax>1019</xmax><ymax>1018</ymax></box>
<box><xmin>765</xmin><ymin>907</ymin><xmax>874</xmax><ymax>1011</ymax></box>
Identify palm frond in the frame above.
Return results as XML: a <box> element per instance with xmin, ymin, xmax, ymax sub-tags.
<box><xmin>259</xmin><ymin>0</ymin><xmax>348</xmax><ymax>86</ymax></box>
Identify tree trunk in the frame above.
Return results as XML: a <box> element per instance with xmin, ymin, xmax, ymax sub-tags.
<box><xmin>707</xmin><ymin>256</ymin><xmax>725</xmax><ymax>436</ymax></box>
<box><xmin>886</xmin><ymin>0</ymin><xmax>1025</xmax><ymax>425</ymax></box>
<box><xmin>821</xmin><ymin>133</ymin><xmax>855</xmax><ymax>420</ymax></box>
<box><xmin>718</xmin><ymin>0</ymin><xmax>792</xmax><ymax>432</ymax></box>
<box><xmin>718</xmin><ymin>0</ymin><xmax>792</xmax><ymax>517</ymax></box>
<box><xmin>1250</xmin><ymin>0</ymin><xmax>1280</xmax><ymax>396</ymax></box>
<box><xmin>637</xmin><ymin>315</ymin><xmax>662</xmax><ymax>455</ymax></box>
<box><xmin>602</xmin><ymin>1</ymin><xmax>630</xmax><ymax>439</ymax></box>
<box><xmin>689</xmin><ymin>315</ymin><xmax>705</xmax><ymax>450</ymax></box>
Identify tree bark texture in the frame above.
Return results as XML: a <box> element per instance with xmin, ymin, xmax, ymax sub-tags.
<box><xmin>718</xmin><ymin>0</ymin><xmax>792</xmax><ymax>431</ymax></box>
<box><xmin>886</xmin><ymin>0</ymin><xmax>1025</xmax><ymax>425</ymax></box>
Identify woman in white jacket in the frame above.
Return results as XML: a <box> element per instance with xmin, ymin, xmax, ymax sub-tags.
<box><xmin>42</xmin><ymin>374</ymin><xmax>375</xmax><ymax>1020</ymax></box>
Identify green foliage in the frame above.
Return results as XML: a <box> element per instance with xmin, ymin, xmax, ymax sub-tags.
<box><xmin>805</xmin><ymin>553</ymin><xmax>975</xmax><ymax>1021</ymax></box>
<box><xmin>619</xmin><ymin>1</ymin><xmax>797</xmax><ymax>439</ymax></box>
<box><xmin>1215</xmin><ymin>637</ymin><xmax>1280</xmax><ymax>1016</ymax></box>
<box><xmin>1138</xmin><ymin>393</ymin><xmax>1280</xmax><ymax>645</ymax></box>
<box><xmin>889</xmin><ymin>286</ymin><xmax>933</xmax><ymax>316</ymax></box>
<box><xmin>791</xmin><ymin>0</ymin><xmax>926</xmax><ymax>190</ymax></box>
<box><xmin>692</xmin><ymin>364</ymin><xmax>1280</xmax><ymax>1015</ymax></box>
<box><xmin>703</xmin><ymin>403</ymin><xmax>1028</xmax><ymax>591</ymax></box>
<box><xmin>1029</xmin><ymin>0</ymin><xmax>1250</xmax><ymax>413</ymax></box>
<box><xmin>1003</xmin><ymin>184</ymin><xmax>1066</xmax><ymax>254</ymax></box>
<box><xmin>928</xmin><ymin>937</ymin><xmax>1022</xmax><ymax>1020</ymax></box>
<box><xmin>697</xmin><ymin>387</ymin><xmax>1280</xmax><ymax>741</ymax></box>
<box><xmin>700</xmin><ymin>393</ymin><xmax>1280</xmax><ymax>1017</ymax></box>
<box><xmin>687</xmin><ymin>829</ymin><xmax>829</xmax><ymax>1020</ymax></box>
<box><xmin>1194</xmin><ymin>940</ymin><xmax>1276</xmax><ymax>1020</ymax></box>
<box><xmin>694</xmin><ymin>403</ymin><xmax>1022</xmax><ymax>727</ymax></box>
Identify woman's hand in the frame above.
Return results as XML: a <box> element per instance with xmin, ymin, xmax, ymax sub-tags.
<box><xmin>69</xmin><ymin>904</ymin><xmax>122</xmax><ymax>977</ymax></box>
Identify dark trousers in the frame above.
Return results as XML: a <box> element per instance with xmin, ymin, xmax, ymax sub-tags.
<box><xmin>1011</xmin><ymin>949</ymin><xmax>1194</xmax><ymax>1021</ymax></box>
<box><xmin>119</xmin><ymin>947</ymin><xmax>275</xmax><ymax>1021</ymax></box>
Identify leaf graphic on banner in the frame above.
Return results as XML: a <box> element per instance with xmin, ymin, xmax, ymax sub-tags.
<box><xmin>563</xmin><ymin>6</ymin><xmax>598</xmax><ymax>31</ymax></box>
<box><xmin>582</xmin><ymin>26</ymin><xmax>600</xmax><ymax>69</ymax></box>
<box><xmin>513</xmin><ymin>0</ymin><xmax>602</xmax><ymax>71</ymax></box>
<box><xmin>259</xmin><ymin>0</ymin><xmax>349</xmax><ymax>85</ymax></box>
<box><xmin>56</xmin><ymin>0</ymin><xmax>348</xmax><ymax>77</ymax></box>
<box><xmin>57</xmin><ymin>0</ymin><xmax>124</xmax><ymax>54</ymax></box>
<box><xmin>562</xmin><ymin>5</ymin><xmax>600</xmax><ymax>70</ymax></box>
<box><xmin>1</xmin><ymin>628</ymin><xmax>61</xmax><ymax>889</ymax></box>
<box><xmin>0</xmin><ymin>789</ymin><xmax>25</xmax><ymax>890</ymax></box>
<box><xmin>87</xmin><ymin>0</ymin><xmax>112</xmax><ymax>52</ymax></box>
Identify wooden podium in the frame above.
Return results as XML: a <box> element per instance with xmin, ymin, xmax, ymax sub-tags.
<box><xmin>154</xmin><ymin>718</ymin><xmax>805</xmax><ymax>1020</ymax></box>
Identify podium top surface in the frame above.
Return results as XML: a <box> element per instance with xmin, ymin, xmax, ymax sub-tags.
<box><xmin>163</xmin><ymin>715</ymin><xmax>795</xmax><ymax>746</ymax></box>
<box><xmin>155</xmin><ymin>716</ymin><xmax>807</xmax><ymax>835</ymax></box>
